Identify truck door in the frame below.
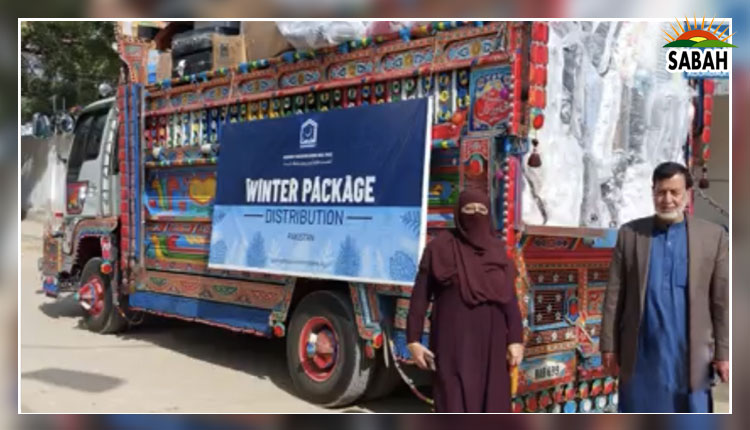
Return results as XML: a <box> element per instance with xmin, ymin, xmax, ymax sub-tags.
<box><xmin>65</xmin><ymin>105</ymin><xmax>114</xmax><ymax>217</ymax></box>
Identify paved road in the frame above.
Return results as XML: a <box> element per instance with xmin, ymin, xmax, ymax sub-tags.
<box><xmin>19</xmin><ymin>218</ymin><xmax>427</xmax><ymax>413</ymax></box>
<box><xmin>19</xmin><ymin>218</ymin><xmax>729</xmax><ymax>413</ymax></box>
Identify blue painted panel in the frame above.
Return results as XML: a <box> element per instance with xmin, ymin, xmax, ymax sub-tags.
<box><xmin>129</xmin><ymin>291</ymin><xmax>272</xmax><ymax>335</ymax></box>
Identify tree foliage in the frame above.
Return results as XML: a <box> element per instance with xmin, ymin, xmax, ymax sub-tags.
<box><xmin>21</xmin><ymin>21</ymin><xmax>120</xmax><ymax>122</ymax></box>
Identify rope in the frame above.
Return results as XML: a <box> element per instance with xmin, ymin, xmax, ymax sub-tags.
<box><xmin>695</xmin><ymin>188</ymin><xmax>729</xmax><ymax>217</ymax></box>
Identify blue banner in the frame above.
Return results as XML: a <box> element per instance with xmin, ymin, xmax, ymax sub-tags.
<box><xmin>208</xmin><ymin>99</ymin><xmax>431</xmax><ymax>285</ymax></box>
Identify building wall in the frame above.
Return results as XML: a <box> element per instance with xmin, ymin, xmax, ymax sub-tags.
<box><xmin>21</xmin><ymin>135</ymin><xmax>69</xmax><ymax>218</ymax></box>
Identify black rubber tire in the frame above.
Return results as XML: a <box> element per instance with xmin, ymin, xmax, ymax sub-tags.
<box><xmin>79</xmin><ymin>258</ymin><xmax>127</xmax><ymax>334</ymax></box>
<box><xmin>286</xmin><ymin>290</ymin><xmax>374</xmax><ymax>407</ymax></box>
<box><xmin>361</xmin><ymin>335</ymin><xmax>403</xmax><ymax>401</ymax></box>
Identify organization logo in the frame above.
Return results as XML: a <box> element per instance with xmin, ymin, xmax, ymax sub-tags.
<box><xmin>663</xmin><ymin>16</ymin><xmax>736</xmax><ymax>77</ymax></box>
<box><xmin>300</xmin><ymin>118</ymin><xmax>318</xmax><ymax>149</ymax></box>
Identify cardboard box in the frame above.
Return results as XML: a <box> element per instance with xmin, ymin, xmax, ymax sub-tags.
<box><xmin>147</xmin><ymin>50</ymin><xmax>173</xmax><ymax>83</ymax></box>
<box><xmin>156</xmin><ymin>52</ymin><xmax>172</xmax><ymax>82</ymax></box>
<box><xmin>211</xmin><ymin>34</ymin><xmax>246</xmax><ymax>71</ymax></box>
<box><xmin>241</xmin><ymin>22</ymin><xmax>293</xmax><ymax>62</ymax></box>
<box><xmin>119</xmin><ymin>21</ymin><xmax>166</xmax><ymax>38</ymax></box>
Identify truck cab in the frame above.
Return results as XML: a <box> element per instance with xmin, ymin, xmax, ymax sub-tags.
<box><xmin>40</xmin><ymin>97</ymin><xmax>120</xmax><ymax>298</ymax></box>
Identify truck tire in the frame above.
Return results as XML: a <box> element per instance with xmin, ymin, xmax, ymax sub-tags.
<box><xmin>78</xmin><ymin>258</ymin><xmax>127</xmax><ymax>334</ymax></box>
<box><xmin>286</xmin><ymin>290</ymin><xmax>374</xmax><ymax>407</ymax></box>
<box><xmin>361</xmin><ymin>337</ymin><xmax>403</xmax><ymax>401</ymax></box>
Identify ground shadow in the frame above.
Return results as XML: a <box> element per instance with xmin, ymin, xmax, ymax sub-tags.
<box><xmin>117</xmin><ymin>317</ymin><xmax>428</xmax><ymax>412</ymax></box>
<box><xmin>38</xmin><ymin>294</ymin><xmax>84</xmax><ymax>319</ymax></box>
<box><xmin>118</xmin><ymin>318</ymin><xmax>297</xmax><ymax>395</ymax></box>
<box><xmin>22</xmin><ymin>367</ymin><xmax>124</xmax><ymax>393</ymax></box>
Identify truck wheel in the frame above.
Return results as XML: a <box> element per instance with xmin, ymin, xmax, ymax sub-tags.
<box><xmin>78</xmin><ymin>258</ymin><xmax>127</xmax><ymax>334</ymax></box>
<box><xmin>286</xmin><ymin>290</ymin><xmax>374</xmax><ymax>407</ymax></box>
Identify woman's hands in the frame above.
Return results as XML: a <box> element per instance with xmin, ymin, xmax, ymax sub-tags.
<box><xmin>408</xmin><ymin>342</ymin><xmax>436</xmax><ymax>370</ymax></box>
<box><xmin>507</xmin><ymin>343</ymin><xmax>524</xmax><ymax>367</ymax></box>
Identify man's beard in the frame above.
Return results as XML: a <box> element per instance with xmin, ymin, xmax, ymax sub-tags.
<box><xmin>655</xmin><ymin>204</ymin><xmax>686</xmax><ymax>222</ymax></box>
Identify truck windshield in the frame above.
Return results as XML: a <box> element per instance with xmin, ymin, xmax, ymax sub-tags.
<box><xmin>67</xmin><ymin>109</ymin><xmax>108</xmax><ymax>182</ymax></box>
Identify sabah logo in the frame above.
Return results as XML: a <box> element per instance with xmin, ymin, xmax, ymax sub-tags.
<box><xmin>300</xmin><ymin>118</ymin><xmax>317</xmax><ymax>149</ymax></box>
<box><xmin>664</xmin><ymin>15</ymin><xmax>736</xmax><ymax>77</ymax></box>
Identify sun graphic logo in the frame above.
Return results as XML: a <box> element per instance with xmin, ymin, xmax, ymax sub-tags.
<box><xmin>664</xmin><ymin>16</ymin><xmax>736</xmax><ymax>77</ymax></box>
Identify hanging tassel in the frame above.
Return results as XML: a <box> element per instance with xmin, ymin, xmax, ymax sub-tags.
<box><xmin>528</xmin><ymin>138</ymin><xmax>542</xmax><ymax>168</ymax></box>
<box><xmin>699</xmin><ymin>166</ymin><xmax>710</xmax><ymax>189</ymax></box>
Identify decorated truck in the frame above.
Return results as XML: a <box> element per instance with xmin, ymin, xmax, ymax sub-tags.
<box><xmin>37</xmin><ymin>21</ymin><xmax>711</xmax><ymax>412</ymax></box>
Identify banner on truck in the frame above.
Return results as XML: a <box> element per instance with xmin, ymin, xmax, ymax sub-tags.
<box><xmin>208</xmin><ymin>99</ymin><xmax>431</xmax><ymax>285</ymax></box>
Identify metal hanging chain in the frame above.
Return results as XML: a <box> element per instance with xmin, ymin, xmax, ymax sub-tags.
<box><xmin>383</xmin><ymin>325</ymin><xmax>435</xmax><ymax>407</ymax></box>
<box><xmin>116</xmin><ymin>304</ymin><xmax>145</xmax><ymax>326</ymax></box>
<box><xmin>695</xmin><ymin>188</ymin><xmax>729</xmax><ymax>217</ymax></box>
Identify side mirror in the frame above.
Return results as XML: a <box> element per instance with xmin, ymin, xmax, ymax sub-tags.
<box><xmin>32</xmin><ymin>113</ymin><xmax>52</xmax><ymax>138</ymax></box>
<box><xmin>98</xmin><ymin>82</ymin><xmax>113</xmax><ymax>98</ymax></box>
<box><xmin>58</xmin><ymin>113</ymin><xmax>75</xmax><ymax>134</ymax></box>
